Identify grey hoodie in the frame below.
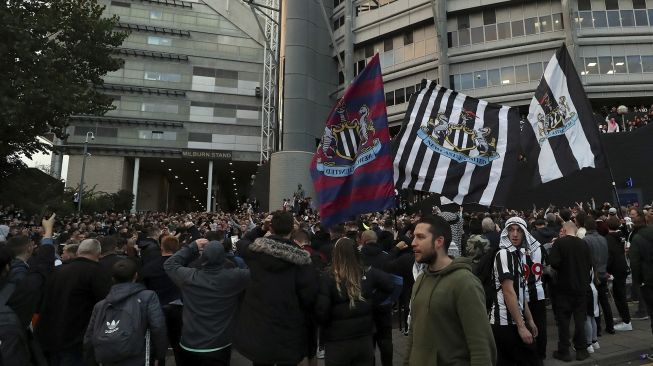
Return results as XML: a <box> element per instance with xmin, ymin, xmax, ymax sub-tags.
<box><xmin>164</xmin><ymin>241</ymin><xmax>250</xmax><ymax>351</ymax></box>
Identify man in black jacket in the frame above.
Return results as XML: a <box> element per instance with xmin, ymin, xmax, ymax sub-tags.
<box><xmin>605</xmin><ymin>216</ymin><xmax>631</xmax><ymax>331</ymax></box>
<box><xmin>629</xmin><ymin>214</ymin><xmax>653</xmax><ymax>333</ymax></box>
<box><xmin>548</xmin><ymin>222</ymin><xmax>592</xmax><ymax>362</ymax></box>
<box><xmin>137</xmin><ymin>225</ymin><xmax>162</xmax><ymax>264</ymax></box>
<box><xmin>234</xmin><ymin>210</ymin><xmax>318</xmax><ymax>366</ymax></box>
<box><xmin>35</xmin><ymin>238</ymin><xmax>112</xmax><ymax>366</ymax></box>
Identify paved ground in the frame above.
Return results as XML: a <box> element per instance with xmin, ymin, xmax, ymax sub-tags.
<box><xmin>167</xmin><ymin>302</ymin><xmax>653</xmax><ymax>365</ymax></box>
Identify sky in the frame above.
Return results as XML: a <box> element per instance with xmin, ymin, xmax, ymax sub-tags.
<box><xmin>20</xmin><ymin>137</ymin><xmax>69</xmax><ymax>183</ymax></box>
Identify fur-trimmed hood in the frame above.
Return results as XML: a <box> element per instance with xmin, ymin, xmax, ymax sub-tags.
<box><xmin>249</xmin><ymin>236</ymin><xmax>312</xmax><ymax>268</ymax></box>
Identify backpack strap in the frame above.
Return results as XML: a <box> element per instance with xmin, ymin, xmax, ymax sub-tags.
<box><xmin>0</xmin><ymin>283</ymin><xmax>16</xmax><ymax>306</ymax></box>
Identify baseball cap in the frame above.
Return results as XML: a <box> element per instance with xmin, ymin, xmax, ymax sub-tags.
<box><xmin>608</xmin><ymin>208</ymin><xmax>617</xmax><ymax>215</ymax></box>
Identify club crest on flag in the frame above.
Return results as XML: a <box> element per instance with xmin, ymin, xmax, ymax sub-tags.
<box><xmin>416</xmin><ymin>109</ymin><xmax>499</xmax><ymax>166</ymax></box>
<box><xmin>316</xmin><ymin>100</ymin><xmax>382</xmax><ymax>177</ymax></box>
<box><xmin>535</xmin><ymin>94</ymin><xmax>577</xmax><ymax>145</ymax></box>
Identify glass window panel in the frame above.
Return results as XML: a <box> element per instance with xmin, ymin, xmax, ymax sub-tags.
<box><xmin>553</xmin><ymin>13</ymin><xmax>564</xmax><ymax>30</ymax></box>
<box><xmin>497</xmin><ymin>22</ymin><xmax>511</xmax><ymax>39</ymax></box>
<box><xmin>405</xmin><ymin>85</ymin><xmax>415</xmax><ymax>101</ymax></box>
<box><xmin>501</xmin><ymin>66</ymin><xmax>515</xmax><ymax>85</ymax></box>
<box><xmin>642</xmin><ymin>55</ymin><xmax>653</xmax><ymax>72</ymax></box>
<box><xmin>365</xmin><ymin>45</ymin><xmax>374</xmax><ymax>58</ymax></box>
<box><xmin>579</xmin><ymin>11</ymin><xmax>593</xmax><ymax>28</ymax></box>
<box><xmin>385</xmin><ymin>91</ymin><xmax>394</xmax><ymax>106</ymax></box>
<box><xmin>540</xmin><ymin>15</ymin><xmax>553</xmax><ymax>32</ymax></box>
<box><xmin>448</xmin><ymin>31</ymin><xmax>458</xmax><ymax>48</ymax></box>
<box><xmin>152</xmin><ymin>131</ymin><xmax>164</xmax><ymax>140</ymax></box>
<box><xmin>483</xmin><ymin>9</ymin><xmax>496</xmax><ymax>25</ymax></box>
<box><xmin>578</xmin><ymin>0</ymin><xmax>592</xmax><ymax>11</ymax></box>
<box><xmin>598</xmin><ymin>56</ymin><xmax>613</xmax><ymax>74</ymax></box>
<box><xmin>384</xmin><ymin>38</ymin><xmax>393</xmax><ymax>51</ymax></box>
<box><xmin>485</xmin><ymin>25</ymin><xmax>497</xmax><ymax>41</ymax></box>
<box><xmin>458</xmin><ymin>14</ymin><xmax>470</xmax><ymax>29</ymax></box>
<box><xmin>404</xmin><ymin>31</ymin><xmax>413</xmax><ymax>45</ymax></box>
<box><xmin>471</xmin><ymin>27</ymin><xmax>484</xmax><ymax>44</ymax></box>
<box><xmin>605</xmin><ymin>0</ymin><xmax>619</xmax><ymax>10</ymax></box>
<box><xmin>460</xmin><ymin>73</ymin><xmax>474</xmax><ymax>90</ymax></box>
<box><xmin>635</xmin><ymin>10</ymin><xmax>648</xmax><ymax>26</ymax></box>
<box><xmin>474</xmin><ymin>70</ymin><xmax>487</xmax><ymax>88</ymax></box>
<box><xmin>628</xmin><ymin>55</ymin><xmax>642</xmax><ymax>73</ymax></box>
<box><xmin>525</xmin><ymin>17</ymin><xmax>538</xmax><ymax>35</ymax></box>
<box><xmin>607</xmin><ymin>10</ymin><xmax>621</xmax><ymax>26</ymax></box>
<box><xmin>138</xmin><ymin>131</ymin><xmax>151</xmax><ymax>139</ymax></box>
<box><xmin>613</xmin><ymin>56</ymin><xmax>627</xmax><ymax>73</ymax></box>
<box><xmin>593</xmin><ymin>11</ymin><xmax>608</xmax><ymax>27</ymax></box>
<box><xmin>649</xmin><ymin>10</ymin><xmax>653</xmax><ymax>25</ymax></box>
<box><xmin>515</xmin><ymin>65</ymin><xmax>529</xmax><ymax>83</ymax></box>
<box><xmin>450</xmin><ymin>74</ymin><xmax>460</xmax><ymax>90</ymax></box>
<box><xmin>529</xmin><ymin>62</ymin><xmax>544</xmax><ymax>81</ymax></box>
<box><xmin>633</xmin><ymin>0</ymin><xmax>646</xmax><ymax>9</ymax></box>
<box><xmin>621</xmin><ymin>10</ymin><xmax>635</xmax><ymax>26</ymax></box>
<box><xmin>395</xmin><ymin>88</ymin><xmax>405</xmax><ymax>104</ymax></box>
<box><xmin>458</xmin><ymin>29</ymin><xmax>470</xmax><ymax>46</ymax></box>
<box><xmin>358</xmin><ymin>60</ymin><xmax>366</xmax><ymax>74</ymax></box>
<box><xmin>511</xmin><ymin>20</ymin><xmax>525</xmax><ymax>37</ymax></box>
<box><xmin>150</xmin><ymin>10</ymin><xmax>162</xmax><ymax>19</ymax></box>
<box><xmin>585</xmin><ymin>57</ymin><xmax>598</xmax><ymax>74</ymax></box>
<box><xmin>147</xmin><ymin>36</ymin><xmax>171</xmax><ymax>46</ymax></box>
<box><xmin>488</xmin><ymin>69</ymin><xmax>501</xmax><ymax>86</ymax></box>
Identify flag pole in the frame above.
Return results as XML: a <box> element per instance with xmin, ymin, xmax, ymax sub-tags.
<box><xmin>599</xmin><ymin>137</ymin><xmax>624</xmax><ymax>217</ymax></box>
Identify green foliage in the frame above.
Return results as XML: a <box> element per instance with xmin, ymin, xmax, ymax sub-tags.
<box><xmin>0</xmin><ymin>0</ymin><xmax>128</xmax><ymax>178</ymax></box>
<box><xmin>65</xmin><ymin>186</ymin><xmax>135</xmax><ymax>214</ymax></box>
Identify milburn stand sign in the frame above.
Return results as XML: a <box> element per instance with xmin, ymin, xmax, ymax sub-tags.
<box><xmin>181</xmin><ymin>149</ymin><xmax>232</xmax><ymax>160</ymax></box>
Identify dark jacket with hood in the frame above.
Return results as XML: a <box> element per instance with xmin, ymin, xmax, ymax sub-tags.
<box><xmin>234</xmin><ymin>235</ymin><xmax>318</xmax><ymax>364</ymax></box>
<box><xmin>164</xmin><ymin>241</ymin><xmax>249</xmax><ymax>352</ymax></box>
<box><xmin>360</xmin><ymin>242</ymin><xmax>391</xmax><ymax>270</ymax></box>
<box><xmin>83</xmin><ymin>282</ymin><xmax>168</xmax><ymax>366</ymax></box>
<box><xmin>141</xmin><ymin>254</ymin><xmax>181</xmax><ymax>305</ymax></box>
<box><xmin>315</xmin><ymin>266</ymin><xmax>394</xmax><ymax>342</ymax></box>
<box><xmin>405</xmin><ymin>257</ymin><xmax>496</xmax><ymax>366</ymax></box>
<box><xmin>629</xmin><ymin>226</ymin><xmax>653</xmax><ymax>287</ymax></box>
<box><xmin>605</xmin><ymin>231</ymin><xmax>628</xmax><ymax>277</ymax></box>
<box><xmin>137</xmin><ymin>237</ymin><xmax>161</xmax><ymax>264</ymax></box>
<box><xmin>532</xmin><ymin>226</ymin><xmax>558</xmax><ymax>245</ymax></box>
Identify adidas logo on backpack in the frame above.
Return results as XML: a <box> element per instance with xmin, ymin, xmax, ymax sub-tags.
<box><xmin>104</xmin><ymin>320</ymin><xmax>120</xmax><ymax>334</ymax></box>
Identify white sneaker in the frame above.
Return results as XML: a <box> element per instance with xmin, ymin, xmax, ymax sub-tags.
<box><xmin>614</xmin><ymin>322</ymin><xmax>633</xmax><ymax>331</ymax></box>
<box><xmin>592</xmin><ymin>341</ymin><xmax>600</xmax><ymax>350</ymax></box>
<box><xmin>587</xmin><ymin>345</ymin><xmax>594</xmax><ymax>353</ymax></box>
<box><xmin>316</xmin><ymin>348</ymin><xmax>325</xmax><ymax>359</ymax></box>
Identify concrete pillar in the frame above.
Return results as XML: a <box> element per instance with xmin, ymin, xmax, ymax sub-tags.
<box><xmin>344</xmin><ymin>0</ymin><xmax>354</xmax><ymax>85</ymax></box>
<box><xmin>269</xmin><ymin>151</ymin><xmax>315</xmax><ymax>210</ymax></box>
<box><xmin>131</xmin><ymin>157</ymin><xmax>140</xmax><ymax>214</ymax></box>
<box><xmin>431</xmin><ymin>0</ymin><xmax>449</xmax><ymax>87</ymax></box>
<box><xmin>561</xmin><ymin>0</ymin><xmax>578</xmax><ymax>62</ymax></box>
<box><xmin>206</xmin><ymin>160</ymin><xmax>213</xmax><ymax>213</ymax></box>
<box><xmin>50</xmin><ymin>152</ymin><xmax>63</xmax><ymax>180</ymax></box>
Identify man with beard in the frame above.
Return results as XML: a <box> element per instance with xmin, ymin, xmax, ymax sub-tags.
<box><xmin>404</xmin><ymin>216</ymin><xmax>496</xmax><ymax>365</ymax></box>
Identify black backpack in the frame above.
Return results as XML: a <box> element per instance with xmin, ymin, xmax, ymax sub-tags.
<box><xmin>89</xmin><ymin>290</ymin><xmax>147</xmax><ymax>364</ymax></box>
<box><xmin>0</xmin><ymin>283</ymin><xmax>30</xmax><ymax>365</ymax></box>
<box><xmin>472</xmin><ymin>246</ymin><xmax>501</xmax><ymax>314</ymax></box>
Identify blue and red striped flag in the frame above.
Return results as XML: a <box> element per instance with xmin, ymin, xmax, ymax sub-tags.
<box><xmin>310</xmin><ymin>54</ymin><xmax>395</xmax><ymax>228</ymax></box>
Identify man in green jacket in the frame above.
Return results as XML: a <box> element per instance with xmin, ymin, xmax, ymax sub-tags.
<box><xmin>404</xmin><ymin>216</ymin><xmax>496</xmax><ymax>366</ymax></box>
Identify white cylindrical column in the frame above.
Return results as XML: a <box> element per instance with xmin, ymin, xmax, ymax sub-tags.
<box><xmin>206</xmin><ymin>160</ymin><xmax>213</xmax><ymax>213</ymax></box>
<box><xmin>131</xmin><ymin>157</ymin><xmax>140</xmax><ymax>214</ymax></box>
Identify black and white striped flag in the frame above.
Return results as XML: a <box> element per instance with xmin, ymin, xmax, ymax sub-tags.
<box><xmin>522</xmin><ymin>45</ymin><xmax>605</xmax><ymax>184</ymax></box>
<box><xmin>393</xmin><ymin>80</ymin><xmax>521</xmax><ymax>207</ymax></box>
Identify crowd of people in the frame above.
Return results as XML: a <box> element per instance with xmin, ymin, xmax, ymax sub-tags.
<box><xmin>0</xmin><ymin>197</ymin><xmax>653</xmax><ymax>366</ymax></box>
<box><xmin>596</xmin><ymin>104</ymin><xmax>652</xmax><ymax>133</ymax></box>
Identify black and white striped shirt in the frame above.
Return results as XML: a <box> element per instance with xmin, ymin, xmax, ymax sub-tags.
<box><xmin>490</xmin><ymin>246</ymin><xmax>526</xmax><ymax>326</ymax></box>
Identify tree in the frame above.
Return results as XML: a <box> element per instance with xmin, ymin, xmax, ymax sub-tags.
<box><xmin>0</xmin><ymin>0</ymin><xmax>128</xmax><ymax>178</ymax></box>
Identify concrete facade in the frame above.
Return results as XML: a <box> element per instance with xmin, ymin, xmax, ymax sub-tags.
<box><xmin>268</xmin><ymin>151</ymin><xmax>316</xmax><ymax>210</ymax></box>
<box><xmin>66</xmin><ymin>155</ymin><xmax>128</xmax><ymax>194</ymax></box>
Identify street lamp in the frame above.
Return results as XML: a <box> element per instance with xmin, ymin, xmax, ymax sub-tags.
<box><xmin>77</xmin><ymin>132</ymin><xmax>94</xmax><ymax>213</ymax></box>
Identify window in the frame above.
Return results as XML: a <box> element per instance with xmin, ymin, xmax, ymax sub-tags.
<box><xmin>385</xmin><ymin>91</ymin><xmax>394</xmax><ymax>106</ymax></box>
<box><xmin>141</xmin><ymin>102</ymin><xmax>178</xmax><ymax>114</ymax></box>
<box><xmin>460</xmin><ymin>73</ymin><xmax>473</xmax><ymax>90</ymax></box>
<box><xmin>497</xmin><ymin>22</ymin><xmax>511</xmax><ymax>39</ymax></box>
<box><xmin>111</xmin><ymin>1</ymin><xmax>130</xmax><ymax>7</ymax></box>
<box><xmin>448</xmin><ymin>31</ymin><xmax>458</xmax><ymax>48</ymax></box>
<box><xmin>642</xmin><ymin>55</ymin><xmax>653</xmax><ymax>72</ymax></box>
<box><xmin>515</xmin><ymin>65</ymin><xmax>529</xmax><ymax>83</ymax></box>
<box><xmin>511</xmin><ymin>20</ymin><xmax>525</xmax><ymax>37</ymax></box>
<box><xmin>403</xmin><ymin>31</ymin><xmax>413</xmax><ymax>45</ymax></box>
<box><xmin>579</xmin><ymin>11</ymin><xmax>593</xmax><ymax>28</ymax></box>
<box><xmin>338</xmin><ymin>71</ymin><xmax>344</xmax><ymax>85</ymax></box>
<box><xmin>621</xmin><ymin>10</ymin><xmax>635</xmax><ymax>26</ymax></box>
<box><xmin>578</xmin><ymin>0</ymin><xmax>592</xmax><ymax>11</ymax></box>
<box><xmin>471</xmin><ymin>27</ymin><xmax>484</xmax><ymax>44</ymax></box>
<box><xmin>627</xmin><ymin>55</ymin><xmax>642</xmax><ymax>73</ymax></box>
<box><xmin>189</xmin><ymin>132</ymin><xmax>212</xmax><ymax>142</ymax></box>
<box><xmin>593</xmin><ymin>11</ymin><xmax>608</xmax><ymax>27</ymax></box>
<box><xmin>607</xmin><ymin>11</ymin><xmax>621</xmax><ymax>26</ymax></box>
<box><xmin>598</xmin><ymin>56</ymin><xmax>613</xmax><ymax>74</ymax></box>
<box><xmin>540</xmin><ymin>15</ymin><xmax>553</xmax><ymax>32</ymax></box>
<box><xmin>584</xmin><ymin>57</ymin><xmax>598</xmax><ymax>74</ymax></box>
<box><xmin>529</xmin><ymin>62</ymin><xmax>543</xmax><ymax>81</ymax></box>
<box><xmin>485</xmin><ymin>25</ymin><xmax>497</xmax><ymax>41</ymax></box>
<box><xmin>524</xmin><ymin>17</ymin><xmax>538</xmax><ymax>35</ymax></box>
<box><xmin>395</xmin><ymin>88</ymin><xmax>405</xmax><ymax>104</ymax></box>
<box><xmin>458</xmin><ymin>29</ymin><xmax>470</xmax><ymax>46</ymax></box>
<box><xmin>148</xmin><ymin>36</ymin><xmax>171</xmax><ymax>46</ymax></box>
<box><xmin>473</xmin><ymin>70</ymin><xmax>487</xmax><ymax>88</ymax></box>
<box><xmin>333</xmin><ymin>19</ymin><xmax>340</xmax><ymax>30</ymax></box>
<box><xmin>635</xmin><ymin>10</ymin><xmax>648</xmax><ymax>26</ymax></box>
<box><xmin>340</xmin><ymin>17</ymin><xmax>345</xmax><ymax>27</ymax></box>
<box><xmin>150</xmin><ymin>10</ymin><xmax>163</xmax><ymax>19</ymax></box>
<box><xmin>649</xmin><ymin>10</ymin><xmax>653</xmax><ymax>25</ymax></box>
<box><xmin>144</xmin><ymin>71</ymin><xmax>181</xmax><ymax>82</ymax></box>
<box><xmin>450</xmin><ymin>75</ymin><xmax>457</xmax><ymax>90</ymax></box>
<box><xmin>501</xmin><ymin>66</ymin><xmax>515</xmax><ymax>84</ymax></box>
<box><xmin>357</xmin><ymin>60</ymin><xmax>365</xmax><ymax>74</ymax></box>
<box><xmin>488</xmin><ymin>68</ymin><xmax>501</xmax><ymax>86</ymax></box>
<box><xmin>365</xmin><ymin>44</ymin><xmax>374</xmax><ymax>58</ymax></box>
<box><xmin>384</xmin><ymin>38</ymin><xmax>393</xmax><ymax>51</ymax></box>
<box><xmin>633</xmin><ymin>0</ymin><xmax>646</xmax><ymax>8</ymax></box>
<box><xmin>405</xmin><ymin>85</ymin><xmax>415</xmax><ymax>101</ymax></box>
<box><xmin>553</xmin><ymin>13</ymin><xmax>564</xmax><ymax>30</ymax></box>
<box><xmin>613</xmin><ymin>56</ymin><xmax>627</xmax><ymax>73</ymax></box>
<box><xmin>458</xmin><ymin>14</ymin><xmax>470</xmax><ymax>29</ymax></box>
<box><xmin>483</xmin><ymin>9</ymin><xmax>496</xmax><ymax>25</ymax></box>
<box><xmin>605</xmin><ymin>0</ymin><xmax>619</xmax><ymax>10</ymax></box>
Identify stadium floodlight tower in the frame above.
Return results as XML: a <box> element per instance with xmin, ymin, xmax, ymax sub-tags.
<box><xmin>243</xmin><ymin>0</ymin><xmax>280</xmax><ymax>165</ymax></box>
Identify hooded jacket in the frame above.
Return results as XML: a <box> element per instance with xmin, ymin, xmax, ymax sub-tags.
<box><xmin>629</xmin><ymin>226</ymin><xmax>653</xmax><ymax>287</ymax></box>
<box><xmin>83</xmin><ymin>282</ymin><xmax>168</xmax><ymax>365</ymax></box>
<box><xmin>234</xmin><ymin>235</ymin><xmax>318</xmax><ymax>364</ymax></box>
<box><xmin>404</xmin><ymin>257</ymin><xmax>496</xmax><ymax>366</ymax></box>
<box><xmin>164</xmin><ymin>241</ymin><xmax>249</xmax><ymax>352</ymax></box>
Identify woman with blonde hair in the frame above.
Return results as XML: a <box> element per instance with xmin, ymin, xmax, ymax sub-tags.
<box><xmin>315</xmin><ymin>237</ymin><xmax>394</xmax><ymax>366</ymax></box>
